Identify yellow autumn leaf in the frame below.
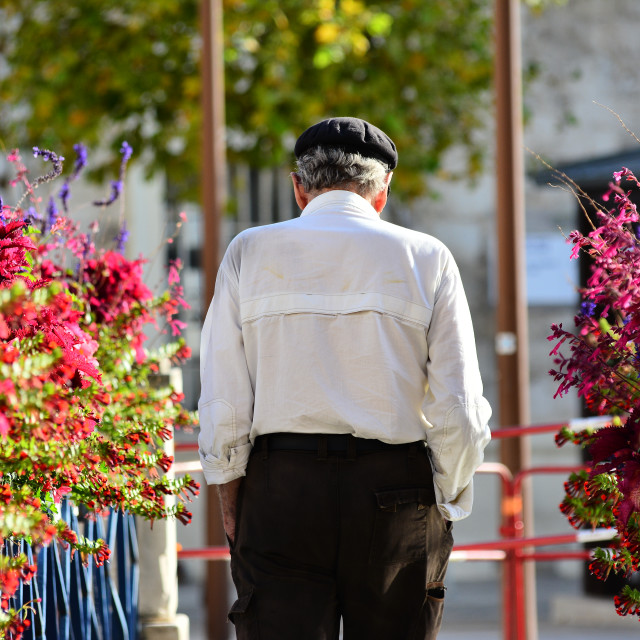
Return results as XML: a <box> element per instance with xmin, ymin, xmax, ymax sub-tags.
<box><xmin>351</xmin><ymin>32</ymin><xmax>370</xmax><ymax>56</ymax></box>
<box><xmin>273</xmin><ymin>9</ymin><xmax>289</xmax><ymax>30</ymax></box>
<box><xmin>42</xmin><ymin>62</ymin><xmax>61</xmax><ymax>81</ymax></box>
<box><xmin>242</xmin><ymin>36</ymin><xmax>260</xmax><ymax>53</ymax></box>
<box><xmin>318</xmin><ymin>0</ymin><xmax>336</xmax><ymax>20</ymax></box>
<box><xmin>315</xmin><ymin>23</ymin><xmax>340</xmax><ymax>44</ymax></box>
<box><xmin>250</xmin><ymin>110</ymin><xmax>267</xmax><ymax>128</ymax></box>
<box><xmin>182</xmin><ymin>76</ymin><xmax>201</xmax><ymax>100</ymax></box>
<box><xmin>341</xmin><ymin>0</ymin><xmax>365</xmax><ymax>17</ymax></box>
<box><xmin>33</xmin><ymin>100</ymin><xmax>53</xmax><ymax>121</ymax></box>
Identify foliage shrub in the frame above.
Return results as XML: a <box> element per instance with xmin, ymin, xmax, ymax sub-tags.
<box><xmin>0</xmin><ymin>144</ymin><xmax>199</xmax><ymax>638</ymax></box>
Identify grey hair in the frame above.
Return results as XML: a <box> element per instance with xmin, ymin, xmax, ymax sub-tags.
<box><xmin>295</xmin><ymin>146</ymin><xmax>390</xmax><ymax>199</ymax></box>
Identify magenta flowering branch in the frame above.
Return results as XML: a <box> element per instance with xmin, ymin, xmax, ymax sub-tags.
<box><xmin>8</xmin><ymin>150</ymin><xmax>36</xmax><ymax>212</ymax></box>
<box><xmin>549</xmin><ymin>162</ymin><xmax>640</xmax><ymax>618</ymax></box>
<box><xmin>142</xmin><ymin>210</ymin><xmax>189</xmax><ymax>288</ymax></box>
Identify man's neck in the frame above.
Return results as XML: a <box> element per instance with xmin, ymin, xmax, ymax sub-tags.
<box><xmin>306</xmin><ymin>187</ymin><xmax>381</xmax><ymax>214</ymax></box>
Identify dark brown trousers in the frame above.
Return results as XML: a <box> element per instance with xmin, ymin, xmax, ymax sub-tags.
<box><xmin>227</xmin><ymin>434</ymin><xmax>453</xmax><ymax>640</ymax></box>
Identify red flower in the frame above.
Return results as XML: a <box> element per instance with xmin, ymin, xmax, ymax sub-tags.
<box><xmin>0</xmin><ymin>221</ymin><xmax>36</xmax><ymax>283</ymax></box>
<box><xmin>82</xmin><ymin>251</ymin><xmax>152</xmax><ymax>323</ymax></box>
<box><xmin>0</xmin><ymin>484</ymin><xmax>11</xmax><ymax>504</ymax></box>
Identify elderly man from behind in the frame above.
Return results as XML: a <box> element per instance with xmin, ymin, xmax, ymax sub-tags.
<box><xmin>199</xmin><ymin>117</ymin><xmax>491</xmax><ymax>640</ymax></box>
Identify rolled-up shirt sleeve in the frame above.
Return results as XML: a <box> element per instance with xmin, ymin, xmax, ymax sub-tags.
<box><xmin>198</xmin><ymin>251</ymin><xmax>254</xmax><ymax>485</ymax></box>
<box><xmin>422</xmin><ymin>263</ymin><xmax>492</xmax><ymax>521</ymax></box>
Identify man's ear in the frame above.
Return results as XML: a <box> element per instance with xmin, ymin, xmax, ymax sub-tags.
<box><xmin>373</xmin><ymin>172</ymin><xmax>393</xmax><ymax>214</ymax></box>
<box><xmin>291</xmin><ymin>173</ymin><xmax>312</xmax><ymax>210</ymax></box>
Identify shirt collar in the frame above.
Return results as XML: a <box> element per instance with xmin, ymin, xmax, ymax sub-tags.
<box><xmin>300</xmin><ymin>190</ymin><xmax>380</xmax><ymax>220</ymax></box>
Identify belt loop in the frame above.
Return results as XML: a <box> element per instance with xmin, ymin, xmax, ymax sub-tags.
<box><xmin>346</xmin><ymin>434</ymin><xmax>356</xmax><ymax>461</ymax></box>
<box><xmin>318</xmin><ymin>435</ymin><xmax>328</xmax><ymax>461</ymax></box>
<box><xmin>261</xmin><ymin>434</ymin><xmax>269</xmax><ymax>460</ymax></box>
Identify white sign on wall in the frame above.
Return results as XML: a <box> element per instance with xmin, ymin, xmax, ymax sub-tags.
<box><xmin>526</xmin><ymin>232</ymin><xmax>579</xmax><ymax>305</ymax></box>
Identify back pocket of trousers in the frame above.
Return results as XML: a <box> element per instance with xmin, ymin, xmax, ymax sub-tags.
<box><xmin>369</xmin><ymin>488</ymin><xmax>431</xmax><ymax>564</ymax></box>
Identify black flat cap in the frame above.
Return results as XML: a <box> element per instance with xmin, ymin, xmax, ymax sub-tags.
<box><xmin>294</xmin><ymin>117</ymin><xmax>397</xmax><ymax>170</ymax></box>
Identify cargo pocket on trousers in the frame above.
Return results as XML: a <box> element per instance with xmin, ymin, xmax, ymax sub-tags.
<box><xmin>410</xmin><ymin>583</ymin><xmax>446</xmax><ymax>640</ymax></box>
<box><xmin>228</xmin><ymin>589</ymin><xmax>259</xmax><ymax>639</ymax></box>
<box><xmin>369</xmin><ymin>488</ymin><xmax>432</xmax><ymax>564</ymax></box>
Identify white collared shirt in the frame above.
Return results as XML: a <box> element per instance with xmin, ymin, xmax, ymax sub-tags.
<box><xmin>199</xmin><ymin>190</ymin><xmax>491</xmax><ymax>520</ymax></box>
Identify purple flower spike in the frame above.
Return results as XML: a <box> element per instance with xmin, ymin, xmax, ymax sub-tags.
<box><xmin>46</xmin><ymin>196</ymin><xmax>58</xmax><ymax>232</ymax></box>
<box><xmin>93</xmin><ymin>143</ymin><xmax>132</xmax><ymax>207</ymax></box>
<box><xmin>118</xmin><ymin>142</ymin><xmax>133</xmax><ymax>182</ymax></box>
<box><xmin>72</xmin><ymin>143</ymin><xmax>88</xmax><ymax>179</ymax></box>
<box><xmin>33</xmin><ymin>146</ymin><xmax>48</xmax><ymax>160</ymax></box>
<box><xmin>82</xmin><ymin>235</ymin><xmax>92</xmax><ymax>260</ymax></box>
<box><xmin>93</xmin><ymin>180</ymin><xmax>122</xmax><ymax>207</ymax></box>
<box><xmin>120</xmin><ymin>141</ymin><xmax>133</xmax><ymax>163</ymax></box>
<box><xmin>58</xmin><ymin>181</ymin><xmax>71</xmax><ymax>213</ymax></box>
<box><xmin>114</xmin><ymin>220</ymin><xmax>129</xmax><ymax>254</ymax></box>
<box><xmin>32</xmin><ymin>147</ymin><xmax>65</xmax><ymax>187</ymax></box>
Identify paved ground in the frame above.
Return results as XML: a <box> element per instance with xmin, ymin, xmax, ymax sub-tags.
<box><xmin>177</xmin><ymin>566</ymin><xmax>640</xmax><ymax>639</ymax></box>
<box><xmin>438</xmin><ymin>569</ymin><xmax>639</xmax><ymax>639</ymax></box>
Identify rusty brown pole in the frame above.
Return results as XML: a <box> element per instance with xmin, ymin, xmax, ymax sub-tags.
<box><xmin>494</xmin><ymin>0</ymin><xmax>536</xmax><ymax>638</ymax></box>
<box><xmin>201</xmin><ymin>0</ymin><xmax>228</xmax><ymax>637</ymax></box>
<box><xmin>201</xmin><ymin>0</ymin><xmax>225</xmax><ymax>306</ymax></box>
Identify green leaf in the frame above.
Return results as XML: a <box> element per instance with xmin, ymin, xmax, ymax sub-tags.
<box><xmin>367</xmin><ymin>12</ymin><xmax>393</xmax><ymax>37</ymax></box>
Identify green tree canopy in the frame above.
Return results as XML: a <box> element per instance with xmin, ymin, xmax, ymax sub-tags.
<box><xmin>0</xmin><ymin>1</ymin><xmax>201</xmax><ymax>195</ymax></box>
<box><xmin>0</xmin><ymin>0</ymin><xmax>561</xmax><ymax>200</ymax></box>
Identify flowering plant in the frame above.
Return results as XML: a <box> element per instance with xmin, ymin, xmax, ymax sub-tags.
<box><xmin>549</xmin><ymin>166</ymin><xmax>640</xmax><ymax>617</ymax></box>
<box><xmin>0</xmin><ymin>144</ymin><xmax>199</xmax><ymax>638</ymax></box>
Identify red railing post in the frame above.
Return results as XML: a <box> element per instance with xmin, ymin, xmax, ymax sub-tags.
<box><xmin>503</xmin><ymin>473</ymin><xmax>523</xmax><ymax>640</ymax></box>
<box><xmin>477</xmin><ymin>462</ymin><xmax>518</xmax><ymax>639</ymax></box>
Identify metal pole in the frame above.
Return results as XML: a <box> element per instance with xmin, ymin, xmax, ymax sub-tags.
<box><xmin>201</xmin><ymin>0</ymin><xmax>225</xmax><ymax>306</ymax></box>
<box><xmin>494</xmin><ymin>1</ymin><xmax>536</xmax><ymax>638</ymax></box>
<box><xmin>201</xmin><ymin>0</ymin><xmax>228</xmax><ymax>637</ymax></box>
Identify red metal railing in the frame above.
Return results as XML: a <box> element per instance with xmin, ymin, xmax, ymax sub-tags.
<box><xmin>174</xmin><ymin>416</ymin><xmax>615</xmax><ymax>640</ymax></box>
<box><xmin>473</xmin><ymin>417</ymin><xmax>614</xmax><ymax>640</ymax></box>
